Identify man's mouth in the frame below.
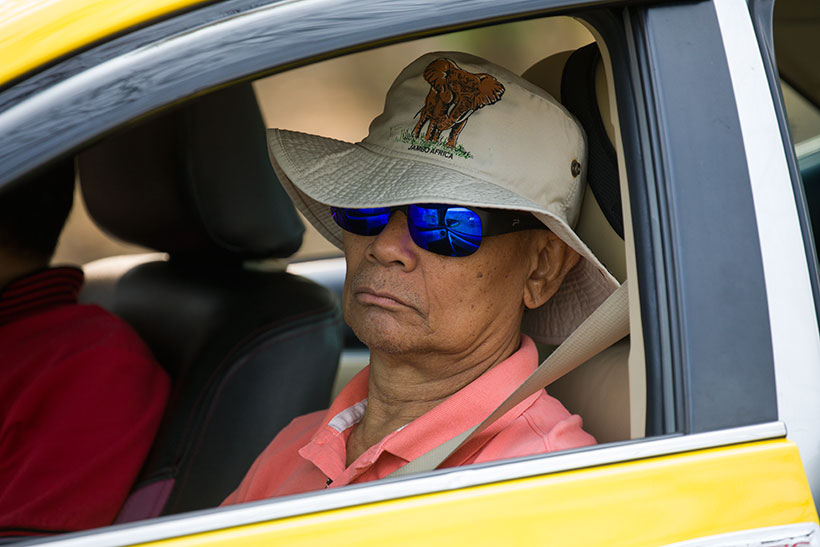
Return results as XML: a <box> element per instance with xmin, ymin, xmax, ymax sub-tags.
<box><xmin>354</xmin><ymin>287</ymin><xmax>413</xmax><ymax>310</ymax></box>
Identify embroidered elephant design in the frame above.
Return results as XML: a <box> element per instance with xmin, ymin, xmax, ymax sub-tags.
<box><xmin>413</xmin><ymin>58</ymin><xmax>505</xmax><ymax>149</ymax></box>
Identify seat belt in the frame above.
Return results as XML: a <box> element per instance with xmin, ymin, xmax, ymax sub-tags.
<box><xmin>386</xmin><ymin>282</ymin><xmax>629</xmax><ymax>478</ymax></box>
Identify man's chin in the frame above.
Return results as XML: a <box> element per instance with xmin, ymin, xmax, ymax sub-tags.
<box><xmin>347</xmin><ymin>307</ymin><xmax>426</xmax><ymax>353</ymax></box>
<box><xmin>351</xmin><ymin>326</ymin><xmax>419</xmax><ymax>355</ymax></box>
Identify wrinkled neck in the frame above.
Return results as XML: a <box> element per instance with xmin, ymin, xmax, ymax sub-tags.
<box><xmin>345</xmin><ymin>330</ymin><xmax>521</xmax><ymax>466</ymax></box>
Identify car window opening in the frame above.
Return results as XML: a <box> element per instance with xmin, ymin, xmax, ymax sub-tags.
<box><xmin>6</xmin><ymin>13</ymin><xmax>645</xmax><ymax>538</ymax></box>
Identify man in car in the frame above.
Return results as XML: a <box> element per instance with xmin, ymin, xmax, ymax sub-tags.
<box><xmin>0</xmin><ymin>159</ymin><xmax>170</xmax><ymax>536</ymax></box>
<box><xmin>223</xmin><ymin>51</ymin><xmax>619</xmax><ymax>502</ymax></box>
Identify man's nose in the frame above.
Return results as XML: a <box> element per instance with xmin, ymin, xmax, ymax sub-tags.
<box><xmin>366</xmin><ymin>211</ymin><xmax>418</xmax><ymax>270</ymax></box>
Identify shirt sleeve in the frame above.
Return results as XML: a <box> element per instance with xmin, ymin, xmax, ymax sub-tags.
<box><xmin>0</xmin><ymin>344</ymin><xmax>170</xmax><ymax>535</ymax></box>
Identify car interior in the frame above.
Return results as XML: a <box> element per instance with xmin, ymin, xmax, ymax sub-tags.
<box><xmin>28</xmin><ymin>6</ymin><xmax>820</xmax><ymax>532</ymax></box>
<box><xmin>72</xmin><ymin>82</ymin><xmax>345</xmax><ymax>519</ymax></box>
<box><xmin>16</xmin><ymin>16</ymin><xmax>645</xmax><ymax>524</ymax></box>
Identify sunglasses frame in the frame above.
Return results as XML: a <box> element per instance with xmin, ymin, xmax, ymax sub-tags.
<box><xmin>330</xmin><ymin>203</ymin><xmax>546</xmax><ymax>257</ymax></box>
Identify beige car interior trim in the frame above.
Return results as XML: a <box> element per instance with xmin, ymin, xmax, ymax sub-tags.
<box><xmin>585</xmin><ymin>26</ymin><xmax>648</xmax><ymax>439</ymax></box>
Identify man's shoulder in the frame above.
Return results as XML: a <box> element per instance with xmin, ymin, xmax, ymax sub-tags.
<box><xmin>2</xmin><ymin>302</ymin><xmax>166</xmax><ymax>383</ymax></box>
<box><xmin>6</xmin><ymin>300</ymin><xmax>130</xmax><ymax>335</ymax></box>
<box><xmin>242</xmin><ymin>409</ymin><xmax>328</xmax><ymax>472</ymax></box>
<box><xmin>51</xmin><ymin>303</ymin><xmax>160</xmax><ymax>361</ymax></box>
<box><xmin>520</xmin><ymin>390</ymin><xmax>597</xmax><ymax>449</ymax></box>
<box><xmin>276</xmin><ymin>409</ymin><xmax>329</xmax><ymax>447</ymax></box>
<box><xmin>471</xmin><ymin>391</ymin><xmax>596</xmax><ymax>464</ymax></box>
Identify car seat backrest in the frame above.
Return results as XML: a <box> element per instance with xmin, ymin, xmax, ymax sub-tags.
<box><xmin>77</xmin><ymin>84</ymin><xmax>343</xmax><ymax>518</ymax></box>
<box><xmin>80</xmin><ymin>84</ymin><xmax>304</xmax><ymax>261</ymax></box>
<box><xmin>522</xmin><ymin>43</ymin><xmax>638</xmax><ymax>443</ymax></box>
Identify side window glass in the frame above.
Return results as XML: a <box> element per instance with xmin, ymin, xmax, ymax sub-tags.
<box><xmin>28</xmin><ymin>11</ymin><xmax>640</xmax><ymax>538</ymax></box>
<box><xmin>782</xmin><ymin>82</ymin><xmax>820</xmax><ymax>247</ymax></box>
<box><xmin>774</xmin><ymin>1</ymin><xmax>820</xmax><ymax>248</ymax></box>
<box><xmin>782</xmin><ymin>81</ymin><xmax>820</xmax><ymax>145</ymax></box>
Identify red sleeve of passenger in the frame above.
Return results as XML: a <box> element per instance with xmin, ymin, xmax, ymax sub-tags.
<box><xmin>0</xmin><ymin>310</ymin><xmax>170</xmax><ymax>536</ymax></box>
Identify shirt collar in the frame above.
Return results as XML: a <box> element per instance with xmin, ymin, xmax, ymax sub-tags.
<box><xmin>297</xmin><ymin>365</ymin><xmax>371</xmax><ymax>480</ymax></box>
<box><xmin>382</xmin><ymin>335</ymin><xmax>541</xmax><ymax>463</ymax></box>
<box><xmin>0</xmin><ymin>267</ymin><xmax>84</xmax><ymax>326</ymax></box>
<box><xmin>299</xmin><ymin>335</ymin><xmax>541</xmax><ymax>479</ymax></box>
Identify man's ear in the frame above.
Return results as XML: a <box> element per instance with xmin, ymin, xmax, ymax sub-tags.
<box><xmin>523</xmin><ymin>232</ymin><xmax>581</xmax><ymax>309</ymax></box>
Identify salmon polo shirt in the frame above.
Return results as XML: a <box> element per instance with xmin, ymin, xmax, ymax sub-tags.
<box><xmin>223</xmin><ymin>335</ymin><xmax>595</xmax><ymax>504</ymax></box>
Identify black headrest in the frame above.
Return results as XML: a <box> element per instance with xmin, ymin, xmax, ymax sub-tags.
<box><xmin>561</xmin><ymin>44</ymin><xmax>623</xmax><ymax>239</ymax></box>
<box><xmin>77</xmin><ymin>84</ymin><xmax>304</xmax><ymax>260</ymax></box>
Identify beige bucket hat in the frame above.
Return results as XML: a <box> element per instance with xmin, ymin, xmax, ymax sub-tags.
<box><xmin>268</xmin><ymin>51</ymin><xmax>619</xmax><ymax>345</ymax></box>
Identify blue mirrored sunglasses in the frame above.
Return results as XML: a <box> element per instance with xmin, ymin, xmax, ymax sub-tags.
<box><xmin>330</xmin><ymin>204</ymin><xmax>546</xmax><ymax>257</ymax></box>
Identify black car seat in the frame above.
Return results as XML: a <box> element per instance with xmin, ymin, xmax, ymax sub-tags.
<box><xmin>76</xmin><ymin>83</ymin><xmax>344</xmax><ymax>519</ymax></box>
<box><xmin>523</xmin><ymin>43</ymin><xmax>641</xmax><ymax>443</ymax></box>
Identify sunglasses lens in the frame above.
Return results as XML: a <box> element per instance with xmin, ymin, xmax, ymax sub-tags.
<box><xmin>408</xmin><ymin>205</ymin><xmax>483</xmax><ymax>257</ymax></box>
<box><xmin>331</xmin><ymin>207</ymin><xmax>392</xmax><ymax>236</ymax></box>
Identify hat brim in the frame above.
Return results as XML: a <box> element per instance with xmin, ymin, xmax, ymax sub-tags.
<box><xmin>268</xmin><ymin>128</ymin><xmax>619</xmax><ymax>345</ymax></box>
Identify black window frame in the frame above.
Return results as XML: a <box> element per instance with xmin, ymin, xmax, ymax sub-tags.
<box><xmin>626</xmin><ymin>0</ymin><xmax>777</xmax><ymax>433</ymax></box>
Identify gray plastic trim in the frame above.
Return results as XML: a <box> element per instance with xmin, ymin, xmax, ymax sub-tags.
<box><xmin>639</xmin><ymin>1</ymin><xmax>777</xmax><ymax>432</ymax></box>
